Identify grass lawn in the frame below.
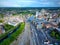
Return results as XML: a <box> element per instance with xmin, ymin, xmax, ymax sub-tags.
<box><xmin>0</xmin><ymin>22</ymin><xmax>25</xmax><ymax>45</ymax></box>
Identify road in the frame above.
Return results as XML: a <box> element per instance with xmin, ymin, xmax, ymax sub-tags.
<box><xmin>30</xmin><ymin>23</ymin><xmax>47</xmax><ymax>45</ymax></box>
<box><xmin>30</xmin><ymin>23</ymin><xmax>57</xmax><ymax>45</ymax></box>
<box><xmin>11</xmin><ymin>16</ymin><xmax>59</xmax><ymax>45</ymax></box>
<box><xmin>30</xmin><ymin>23</ymin><xmax>40</xmax><ymax>45</ymax></box>
<box><xmin>11</xmin><ymin>22</ymin><xmax>34</xmax><ymax>45</ymax></box>
<box><xmin>31</xmin><ymin>23</ymin><xmax>60</xmax><ymax>45</ymax></box>
<box><xmin>18</xmin><ymin>22</ymin><xmax>30</xmax><ymax>45</ymax></box>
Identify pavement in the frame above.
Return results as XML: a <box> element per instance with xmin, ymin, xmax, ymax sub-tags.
<box><xmin>10</xmin><ymin>22</ymin><xmax>33</xmax><ymax>45</ymax></box>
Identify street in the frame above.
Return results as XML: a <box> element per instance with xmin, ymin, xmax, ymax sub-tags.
<box><xmin>10</xmin><ymin>21</ymin><xmax>34</xmax><ymax>45</ymax></box>
<box><xmin>30</xmin><ymin>23</ymin><xmax>46</xmax><ymax>45</ymax></box>
<box><xmin>10</xmin><ymin>17</ymin><xmax>59</xmax><ymax>45</ymax></box>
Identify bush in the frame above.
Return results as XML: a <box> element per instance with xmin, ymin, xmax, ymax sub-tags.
<box><xmin>50</xmin><ymin>29</ymin><xmax>60</xmax><ymax>40</ymax></box>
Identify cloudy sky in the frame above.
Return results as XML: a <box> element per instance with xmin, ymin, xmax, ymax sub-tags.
<box><xmin>0</xmin><ymin>0</ymin><xmax>60</xmax><ymax>7</ymax></box>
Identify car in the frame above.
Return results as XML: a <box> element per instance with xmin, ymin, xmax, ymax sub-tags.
<box><xmin>44</xmin><ymin>39</ymin><xmax>50</xmax><ymax>45</ymax></box>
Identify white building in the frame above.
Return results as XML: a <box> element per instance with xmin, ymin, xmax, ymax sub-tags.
<box><xmin>36</xmin><ymin>11</ymin><xmax>39</xmax><ymax>17</ymax></box>
<box><xmin>7</xmin><ymin>16</ymin><xmax>23</xmax><ymax>26</ymax></box>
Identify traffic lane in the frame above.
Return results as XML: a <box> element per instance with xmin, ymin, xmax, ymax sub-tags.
<box><xmin>31</xmin><ymin>24</ymin><xmax>43</xmax><ymax>45</ymax></box>
<box><xmin>35</xmin><ymin>28</ymin><xmax>45</xmax><ymax>45</ymax></box>
<box><xmin>31</xmin><ymin>24</ymin><xmax>44</xmax><ymax>45</ymax></box>
<box><xmin>30</xmin><ymin>25</ymin><xmax>37</xmax><ymax>45</ymax></box>
<box><xmin>30</xmin><ymin>24</ymin><xmax>40</xmax><ymax>45</ymax></box>
<box><xmin>37</xmin><ymin>31</ymin><xmax>45</xmax><ymax>45</ymax></box>
<box><xmin>32</xmin><ymin>24</ymin><xmax>48</xmax><ymax>45</ymax></box>
<box><xmin>30</xmin><ymin>27</ymin><xmax>37</xmax><ymax>45</ymax></box>
<box><xmin>30</xmin><ymin>24</ymin><xmax>39</xmax><ymax>45</ymax></box>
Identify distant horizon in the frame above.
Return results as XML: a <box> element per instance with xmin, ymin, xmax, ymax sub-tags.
<box><xmin>0</xmin><ymin>7</ymin><xmax>60</xmax><ymax>8</ymax></box>
<box><xmin>0</xmin><ymin>7</ymin><xmax>60</xmax><ymax>9</ymax></box>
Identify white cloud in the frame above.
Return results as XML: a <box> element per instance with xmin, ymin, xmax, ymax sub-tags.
<box><xmin>0</xmin><ymin>0</ymin><xmax>59</xmax><ymax>7</ymax></box>
<box><xmin>0</xmin><ymin>0</ymin><xmax>36</xmax><ymax>7</ymax></box>
<box><xmin>0</xmin><ymin>2</ymin><xmax>21</xmax><ymax>7</ymax></box>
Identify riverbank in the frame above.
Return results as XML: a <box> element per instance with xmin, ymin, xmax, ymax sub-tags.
<box><xmin>0</xmin><ymin>22</ymin><xmax>25</xmax><ymax>45</ymax></box>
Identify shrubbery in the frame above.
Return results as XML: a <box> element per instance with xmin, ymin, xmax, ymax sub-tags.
<box><xmin>50</xmin><ymin>29</ymin><xmax>60</xmax><ymax>40</ymax></box>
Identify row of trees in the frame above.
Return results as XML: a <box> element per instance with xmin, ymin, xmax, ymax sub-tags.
<box><xmin>50</xmin><ymin>29</ymin><xmax>60</xmax><ymax>40</ymax></box>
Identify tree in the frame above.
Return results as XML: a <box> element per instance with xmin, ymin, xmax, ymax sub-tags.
<box><xmin>51</xmin><ymin>31</ymin><xmax>56</xmax><ymax>37</ymax></box>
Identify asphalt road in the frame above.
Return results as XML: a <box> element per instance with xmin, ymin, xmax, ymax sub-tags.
<box><xmin>11</xmin><ymin>22</ymin><xmax>34</xmax><ymax>45</ymax></box>
<box><xmin>11</xmin><ymin>16</ymin><xmax>60</xmax><ymax>45</ymax></box>
<box><xmin>31</xmin><ymin>23</ymin><xmax>60</xmax><ymax>45</ymax></box>
<box><xmin>30</xmin><ymin>23</ymin><xmax>46</xmax><ymax>45</ymax></box>
<box><xmin>18</xmin><ymin>22</ymin><xmax>31</xmax><ymax>45</ymax></box>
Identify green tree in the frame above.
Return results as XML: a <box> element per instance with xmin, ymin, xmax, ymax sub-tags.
<box><xmin>51</xmin><ymin>31</ymin><xmax>56</xmax><ymax>37</ymax></box>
